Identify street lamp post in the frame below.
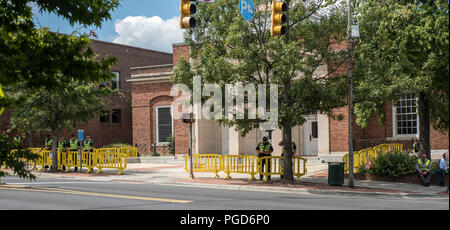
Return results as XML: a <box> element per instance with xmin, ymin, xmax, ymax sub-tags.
<box><xmin>183</xmin><ymin>113</ymin><xmax>195</xmax><ymax>179</ymax></box>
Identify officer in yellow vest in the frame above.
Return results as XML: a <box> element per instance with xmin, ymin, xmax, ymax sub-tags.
<box><xmin>69</xmin><ymin>134</ymin><xmax>80</xmax><ymax>172</ymax></box>
<box><xmin>83</xmin><ymin>135</ymin><xmax>94</xmax><ymax>168</ymax></box>
<box><xmin>256</xmin><ymin>137</ymin><xmax>273</xmax><ymax>181</ymax></box>
<box><xmin>416</xmin><ymin>153</ymin><xmax>432</xmax><ymax>186</ymax></box>
<box><xmin>57</xmin><ymin>136</ymin><xmax>67</xmax><ymax>171</ymax></box>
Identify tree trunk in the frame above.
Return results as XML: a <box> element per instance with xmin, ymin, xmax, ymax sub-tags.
<box><xmin>282</xmin><ymin>125</ymin><xmax>294</xmax><ymax>182</ymax></box>
<box><xmin>50</xmin><ymin>129</ymin><xmax>58</xmax><ymax>172</ymax></box>
<box><xmin>418</xmin><ymin>91</ymin><xmax>431</xmax><ymax>159</ymax></box>
<box><xmin>281</xmin><ymin>0</ymin><xmax>294</xmax><ymax>183</ymax></box>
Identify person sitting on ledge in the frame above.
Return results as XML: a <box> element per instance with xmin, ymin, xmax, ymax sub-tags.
<box><xmin>416</xmin><ymin>153</ymin><xmax>432</xmax><ymax>186</ymax></box>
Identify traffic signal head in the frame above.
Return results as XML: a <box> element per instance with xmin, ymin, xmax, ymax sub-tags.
<box><xmin>180</xmin><ymin>0</ymin><xmax>197</xmax><ymax>29</ymax></box>
<box><xmin>271</xmin><ymin>0</ymin><xmax>287</xmax><ymax>36</ymax></box>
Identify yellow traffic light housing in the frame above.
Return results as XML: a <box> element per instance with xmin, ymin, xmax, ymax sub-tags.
<box><xmin>180</xmin><ymin>0</ymin><xmax>197</xmax><ymax>29</ymax></box>
<box><xmin>271</xmin><ymin>0</ymin><xmax>287</xmax><ymax>36</ymax></box>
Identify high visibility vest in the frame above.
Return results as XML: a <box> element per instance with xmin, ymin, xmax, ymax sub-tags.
<box><xmin>13</xmin><ymin>136</ymin><xmax>21</xmax><ymax>145</ymax></box>
<box><xmin>258</xmin><ymin>142</ymin><xmax>272</xmax><ymax>153</ymax></box>
<box><xmin>84</xmin><ymin>140</ymin><xmax>93</xmax><ymax>150</ymax></box>
<box><xmin>58</xmin><ymin>141</ymin><xmax>65</xmax><ymax>150</ymax></box>
<box><xmin>69</xmin><ymin>139</ymin><xmax>79</xmax><ymax>151</ymax></box>
<box><xmin>418</xmin><ymin>159</ymin><xmax>430</xmax><ymax>171</ymax></box>
<box><xmin>45</xmin><ymin>138</ymin><xmax>53</xmax><ymax>149</ymax></box>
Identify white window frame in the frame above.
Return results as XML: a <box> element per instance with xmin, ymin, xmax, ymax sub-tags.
<box><xmin>156</xmin><ymin>106</ymin><xmax>173</xmax><ymax>145</ymax></box>
<box><xmin>392</xmin><ymin>93</ymin><xmax>419</xmax><ymax>138</ymax></box>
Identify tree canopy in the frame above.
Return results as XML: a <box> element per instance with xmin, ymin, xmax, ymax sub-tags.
<box><xmin>174</xmin><ymin>0</ymin><xmax>349</xmax><ymax>181</ymax></box>
<box><xmin>353</xmin><ymin>0</ymin><xmax>449</xmax><ymax>156</ymax></box>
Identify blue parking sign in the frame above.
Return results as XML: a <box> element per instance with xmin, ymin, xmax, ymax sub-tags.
<box><xmin>78</xmin><ymin>130</ymin><xmax>84</xmax><ymax>141</ymax></box>
<box><xmin>240</xmin><ymin>0</ymin><xmax>255</xmax><ymax>21</ymax></box>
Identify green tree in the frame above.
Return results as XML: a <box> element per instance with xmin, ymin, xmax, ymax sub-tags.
<box><xmin>0</xmin><ymin>0</ymin><xmax>120</xmax><ymax>177</ymax></box>
<box><xmin>0</xmin><ymin>133</ymin><xmax>39</xmax><ymax>184</ymax></box>
<box><xmin>353</xmin><ymin>0</ymin><xmax>449</xmax><ymax>158</ymax></box>
<box><xmin>174</xmin><ymin>0</ymin><xmax>348</xmax><ymax>182</ymax></box>
<box><xmin>6</xmin><ymin>76</ymin><xmax>119</xmax><ymax>172</ymax></box>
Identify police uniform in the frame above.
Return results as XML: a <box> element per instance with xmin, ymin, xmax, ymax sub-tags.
<box><xmin>416</xmin><ymin>157</ymin><xmax>432</xmax><ymax>186</ymax></box>
<box><xmin>69</xmin><ymin>138</ymin><xmax>80</xmax><ymax>172</ymax></box>
<box><xmin>84</xmin><ymin>138</ymin><xmax>94</xmax><ymax>167</ymax></box>
<box><xmin>256</xmin><ymin>141</ymin><xmax>273</xmax><ymax>180</ymax></box>
<box><xmin>58</xmin><ymin>139</ymin><xmax>67</xmax><ymax>171</ymax></box>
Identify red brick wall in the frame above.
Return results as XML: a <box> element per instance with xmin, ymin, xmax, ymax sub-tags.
<box><xmin>0</xmin><ymin>39</ymin><xmax>173</xmax><ymax>148</ymax></box>
<box><xmin>130</xmin><ymin>43</ymin><xmax>191</xmax><ymax>155</ymax></box>
<box><xmin>173</xmin><ymin>43</ymin><xmax>190</xmax><ymax>65</ymax></box>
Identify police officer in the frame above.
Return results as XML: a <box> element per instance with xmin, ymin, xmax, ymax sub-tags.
<box><xmin>416</xmin><ymin>153</ymin><xmax>432</xmax><ymax>186</ymax></box>
<box><xmin>57</xmin><ymin>136</ymin><xmax>67</xmax><ymax>171</ymax></box>
<box><xmin>256</xmin><ymin>137</ymin><xmax>273</xmax><ymax>181</ymax></box>
<box><xmin>83</xmin><ymin>135</ymin><xmax>94</xmax><ymax>152</ymax></box>
<box><xmin>68</xmin><ymin>134</ymin><xmax>80</xmax><ymax>172</ymax></box>
<box><xmin>83</xmin><ymin>135</ymin><xmax>94</xmax><ymax>168</ymax></box>
<box><xmin>412</xmin><ymin>139</ymin><xmax>420</xmax><ymax>156</ymax></box>
<box><xmin>279</xmin><ymin>140</ymin><xmax>297</xmax><ymax>179</ymax></box>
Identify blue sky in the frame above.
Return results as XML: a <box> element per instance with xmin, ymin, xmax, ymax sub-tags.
<box><xmin>33</xmin><ymin>0</ymin><xmax>184</xmax><ymax>53</ymax></box>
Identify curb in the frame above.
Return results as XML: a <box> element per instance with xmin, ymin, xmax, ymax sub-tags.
<box><xmin>151</xmin><ymin>180</ymin><xmax>448</xmax><ymax>199</ymax></box>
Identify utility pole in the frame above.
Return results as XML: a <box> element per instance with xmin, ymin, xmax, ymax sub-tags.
<box><xmin>347</xmin><ymin>0</ymin><xmax>354</xmax><ymax>188</ymax></box>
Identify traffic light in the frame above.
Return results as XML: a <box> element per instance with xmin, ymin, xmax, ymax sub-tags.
<box><xmin>180</xmin><ymin>0</ymin><xmax>197</xmax><ymax>29</ymax></box>
<box><xmin>270</xmin><ymin>0</ymin><xmax>287</xmax><ymax>36</ymax></box>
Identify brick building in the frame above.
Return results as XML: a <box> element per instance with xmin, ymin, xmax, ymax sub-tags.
<box><xmin>0</xmin><ymin>39</ymin><xmax>173</xmax><ymax>148</ymax></box>
<box><xmin>129</xmin><ymin>42</ymin><xmax>448</xmax><ymax>157</ymax></box>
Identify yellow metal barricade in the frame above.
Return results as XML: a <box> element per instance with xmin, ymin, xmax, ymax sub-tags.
<box><xmin>65</xmin><ymin>151</ymin><xmax>81</xmax><ymax>172</ymax></box>
<box><xmin>292</xmin><ymin>157</ymin><xmax>308</xmax><ymax>181</ymax></box>
<box><xmin>185</xmin><ymin>154</ymin><xmax>223</xmax><ymax>178</ymax></box>
<box><xmin>119</xmin><ymin>147</ymin><xmax>138</xmax><ymax>158</ymax></box>
<box><xmin>343</xmin><ymin>143</ymin><xmax>404</xmax><ymax>173</ymax></box>
<box><xmin>81</xmin><ymin>151</ymin><xmax>94</xmax><ymax>173</ymax></box>
<box><xmin>94</xmin><ymin>149</ymin><xmax>127</xmax><ymax>175</ymax></box>
<box><xmin>222</xmin><ymin>155</ymin><xmax>259</xmax><ymax>181</ymax></box>
<box><xmin>39</xmin><ymin>150</ymin><xmax>52</xmax><ymax>171</ymax></box>
<box><xmin>259</xmin><ymin>156</ymin><xmax>282</xmax><ymax>182</ymax></box>
<box><xmin>259</xmin><ymin>156</ymin><xmax>308</xmax><ymax>182</ymax></box>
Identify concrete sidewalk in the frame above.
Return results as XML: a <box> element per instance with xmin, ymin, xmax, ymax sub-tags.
<box><xmin>18</xmin><ymin>158</ymin><xmax>449</xmax><ymax>199</ymax></box>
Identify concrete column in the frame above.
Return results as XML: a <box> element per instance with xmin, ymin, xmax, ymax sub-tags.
<box><xmin>228</xmin><ymin>127</ymin><xmax>243</xmax><ymax>155</ymax></box>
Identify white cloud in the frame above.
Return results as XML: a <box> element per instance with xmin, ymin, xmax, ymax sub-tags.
<box><xmin>113</xmin><ymin>16</ymin><xmax>184</xmax><ymax>53</ymax></box>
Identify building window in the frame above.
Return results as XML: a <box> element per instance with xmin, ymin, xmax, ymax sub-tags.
<box><xmin>393</xmin><ymin>93</ymin><xmax>418</xmax><ymax>136</ymax></box>
<box><xmin>311</xmin><ymin>121</ymin><xmax>318</xmax><ymax>139</ymax></box>
<box><xmin>111</xmin><ymin>71</ymin><xmax>120</xmax><ymax>90</ymax></box>
<box><xmin>112</xmin><ymin>109</ymin><xmax>121</xmax><ymax>123</ymax></box>
<box><xmin>100</xmin><ymin>110</ymin><xmax>110</xmax><ymax>123</ymax></box>
<box><xmin>156</xmin><ymin>106</ymin><xmax>173</xmax><ymax>144</ymax></box>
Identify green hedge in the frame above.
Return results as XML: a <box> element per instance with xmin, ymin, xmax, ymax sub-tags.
<box><xmin>102</xmin><ymin>143</ymin><xmax>132</xmax><ymax>148</ymax></box>
<box><xmin>359</xmin><ymin>150</ymin><xmax>421</xmax><ymax>178</ymax></box>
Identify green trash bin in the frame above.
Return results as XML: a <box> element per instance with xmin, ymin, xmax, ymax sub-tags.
<box><xmin>328</xmin><ymin>162</ymin><xmax>344</xmax><ymax>186</ymax></box>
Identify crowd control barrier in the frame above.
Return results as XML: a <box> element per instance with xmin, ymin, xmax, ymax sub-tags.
<box><xmin>222</xmin><ymin>155</ymin><xmax>259</xmax><ymax>181</ymax></box>
<box><xmin>23</xmin><ymin>147</ymin><xmax>127</xmax><ymax>175</ymax></box>
<box><xmin>94</xmin><ymin>148</ymin><xmax>127</xmax><ymax>175</ymax></box>
<box><xmin>120</xmin><ymin>147</ymin><xmax>138</xmax><ymax>158</ymax></box>
<box><xmin>185</xmin><ymin>154</ymin><xmax>308</xmax><ymax>182</ymax></box>
<box><xmin>259</xmin><ymin>156</ymin><xmax>308</xmax><ymax>182</ymax></box>
<box><xmin>343</xmin><ymin>143</ymin><xmax>404</xmax><ymax>173</ymax></box>
<box><xmin>184</xmin><ymin>154</ymin><xmax>222</xmax><ymax>178</ymax></box>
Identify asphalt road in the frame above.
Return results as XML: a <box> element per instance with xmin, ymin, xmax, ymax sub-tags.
<box><xmin>1</xmin><ymin>176</ymin><xmax>448</xmax><ymax>210</ymax></box>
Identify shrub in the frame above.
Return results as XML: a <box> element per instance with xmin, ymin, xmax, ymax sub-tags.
<box><xmin>366</xmin><ymin>150</ymin><xmax>418</xmax><ymax>178</ymax></box>
<box><xmin>102</xmin><ymin>143</ymin><xmax>132</xmax><ymax>148</ymax></box>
